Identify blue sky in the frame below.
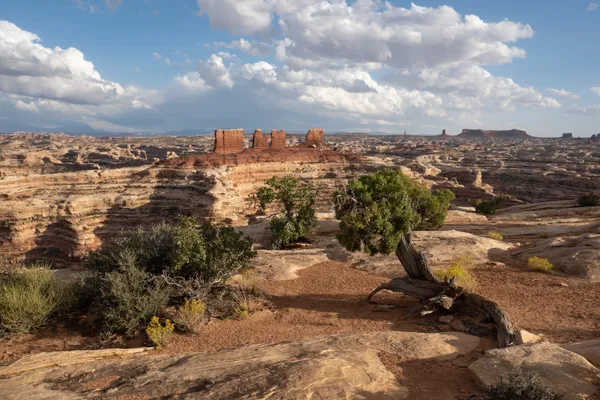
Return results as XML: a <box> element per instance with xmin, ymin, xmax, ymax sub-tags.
<box><xmin>0</xmin><ymin>0</ymin><xmax>599</xmax><ymax>136</ymax></box>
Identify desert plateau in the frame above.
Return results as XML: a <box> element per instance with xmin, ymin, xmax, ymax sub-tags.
<box><xmin>1</xmin><ymin>1</ymin><xmax>600</xmax><ymax>399</ymax></box>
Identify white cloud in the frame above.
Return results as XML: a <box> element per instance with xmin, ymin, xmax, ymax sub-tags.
<box><xmin>547</xmin><ymin>88</ymin><xmax>580</xmax><ymax>100</ymax></box>
<box><xmin>14</xmin><ymin>99</ymin><xmax>39</xmax><ymax>112</ymax></box>
<box><xmin>590</xmin><ymin>87</ymin><xmax>600</xmax><ymax>96</ymax></box>
<box><xmin>196</xmin><ymin>0</ymin><xmax>273</xmax><ymax>35</ymax></box>
<box><xmin>386</xmin><ymin>63</ymin><xmax>560</xmax><ymax>111</ymax></box>
<box><xmin>212</xmin><ymin>38</ymin><xmax>270</xmax><ymax>56</ymax></box>
<box><xmin>198</xmin><ymin>1</ymin><xmax>533</xmax><ymax>70</ymax></box>
<box><xmin>566</xmin><ymin>105</ymin><xmax>600</xmax><ymax>116</ymax></box>
<box><xmin>586</xmin><ymin>3</ymin><xmax>598</xmax><ymax>12</ymax></box>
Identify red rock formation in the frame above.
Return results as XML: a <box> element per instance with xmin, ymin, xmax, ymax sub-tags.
<box><xmin>252</xmin><ymin>129</ymin><xmax>269</xmax><ymax>150</ymax></box>
<box><xmin>271</xmin><ymin>130</ymin><xmax>287</xmax><ymax>149</ymax></box>
<box><xmin>305</xmin><ymin>128</ymin><xmax>324</xmax><ymax>147</ymax></box>
<box><xmin>214</xmin><ymin>129</ymin><xmax>244</xmax><ymax>154</ymax></box>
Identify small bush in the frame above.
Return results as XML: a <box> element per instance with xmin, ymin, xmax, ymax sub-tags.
<box><xmin>146</xmin><ymin>316</ymin><xmax>174</xmax><ymax>349</ymax></box>
<box><xmin>233</xmin><ymin>301</ymin><xmax>249</xmax><ymax>319</ymax></box>
<box><xmin>483</xmin><ymin>369</ymin><xmax>563</xmax><ymax>400</ymax></box>
<box><xmin>233</xmin><ymin>269</ymin><xmax>263</xmax><ymax>294</ymax></box>
<box><xmin>434</xmin><ymin>256</ymin><xmax>478</xmax><ymax>292</ymax></box>
<box><xmin>91</xmin><ymin>264</ymin><xmax>171</xmax><ymax>336</ymax></box>
<box><xmin>488</xmin><ymin>231</ymin><xmax>504</xmax><ymax>241</ymax></box>
<box><xmin>174</xmin><ymin>298</ymin><xmax>206</xmax><ymax>334</ymax></box>
<box><xmin>0</xmin><ymin>269</ymin><xmax>70</xmax><ymax>334</ymax></box>
<box><xmin>87</xmin><ymin>217</ymin><xmax>256</xmax><ymax>288</ymax></box>
<box><xmin>471</xmin><ymin>196</ymin><xmax>507</xmax><ymax>215</ymax></box>
<box><xmin>255</xmin><ymin>176</ymin><xmax>319</xmax><ymax>249</ymax></box>
<box><xmin>528</xmin><ymin>257</ymin><xmax>553</xmax><ymax>273</ymax></box>
<box><xmin>578</xmin><ymin>193</ymin><xmax>599</xmax><ymax>207</ymax></box>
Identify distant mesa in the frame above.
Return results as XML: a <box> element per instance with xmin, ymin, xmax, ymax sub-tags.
<box><xmin>441</xmin><ymin>129</ymin><xmax>448</xmax><ymax>137</ymax></box>
<box><xmin>458</xmin><ymin>129</ymin><xmax>530</xmax><ymax>139</ymax></box>
<box><xmin>561</xmin><ymin>133</ymin><xmax>574</xmax><ymax>139</ymax></box>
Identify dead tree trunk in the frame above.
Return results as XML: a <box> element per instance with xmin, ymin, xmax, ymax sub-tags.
<box><xmin>366</xmin><ymin>233</ymin><xmax>515</xmax><ymax>348</ymax></box>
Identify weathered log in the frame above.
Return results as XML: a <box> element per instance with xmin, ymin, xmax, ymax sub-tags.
<box><xmin>368</xmin><ymin>232</ymin><xmax>515</xmax><ymax>348</ymax></box>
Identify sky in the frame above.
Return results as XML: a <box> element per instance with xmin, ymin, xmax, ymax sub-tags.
<box><xmin>0</xmin><ymin>0</ymin><xmax>599</xmax><ymax>136</ymax></box>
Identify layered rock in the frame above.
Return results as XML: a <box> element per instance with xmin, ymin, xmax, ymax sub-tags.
<box><xmin>214</xmin><ymin>129</ymin><xmax>244</xmax><ymax>154</ymax></box>
<box><xmin>270</xmin><ymin>129</ymin><xmax>286</xmax><ymax>149</ymax></box>
<box><xmin>252</xmin><ymin>129</ymin><xmax>269</xmax><ymax>150</ymax></box>
<box><xmin>0</xmin><ymin>331</ymin><xmax>479</xmax><ymax>399</ymax></box>
<box><xmin>305</xmin><ymin>128</ymin><xmax>324</xmax><ymax>147</ymax></box>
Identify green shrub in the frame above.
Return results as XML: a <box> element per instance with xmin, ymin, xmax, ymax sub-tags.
<box><xmin>528</xmin><ymin>257</ymin><xmax>553</xmax><ymax>273</ymax></box>
<box><xmin>578</xmin><ymin>193</ymin><xmax>599</xmax><ymax>207</ymax></box>
<box><xmin>0</xmin><ymin>269</ymin><xmax>70</xmax><ymax>334</ymax></box>
<box><xmin>334</xmin><ymin>168</ymin><xmax>455</xmax><ymax>255</ymax></box>
<box><xmin>471</xmin><ymin>196</ymin><xmax>506</xmax><ymax>215</ymax></box>
<box><xmin>483</xmin><ymin>370</ymin><xmax>563</xmax><ymax>400</ymax></box>
<box><xmin>233</xmin><ymin>301</ymin><xmax>249</xmax><ymax>319</ymax></box>
<box><xmin>255</xmin><ymin>176</ymin><xmax>319</xmax><ymax>249</ymax></box>
<box><xmin>488</xmin><ymin>231</ymin><xmax>504</xmax><ymax>241</ymax></box>
<box><xmin>433</xmin><ymin>256</ymin><xmax>478</xmax><ymax>292</ymax></box>
<box><xmin>174</xmin><ymin>298</ymin><xmax>206</xmax><ymax>333</ymax></box>
<box><xmin>90</xmin><ymin>264</ymin><xmax>171</xmax><ymax>336</ymax></box>
<box><xmin>146</xmin><ymin>316</ymin><xmax>174</xmax><ymax>349</ymax></box>
<box><xmin>86</xmin><ymin>217</ymin><xmax>256</xmax><ymax>287</ymax></box>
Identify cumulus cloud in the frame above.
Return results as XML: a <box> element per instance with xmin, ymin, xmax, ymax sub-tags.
<box><xmin>591</xmin><ymin>87</ymin><xmax>600</xmax><ymax>96</ymax></box>
<box><xmin>385</xmin><ymin>63</ymin><xmax>560</xmax><ymax>111</ymax></box>
<box><xmin>198</xmin><ymin>1</ymin><xmax>533</xmax><ymax>70</ymax></box>
<box><xmin>547</xmin><ymin>88</ymin><xmax>580</xmax><ymax>100</ymax></box>
<box><xmin>0</xmin><ymin>20</ymin><xmax>160</xmax><ymax>131</ymax></box>
<box><xmin>586</xmin><ymin>3</ymin><xmax>598</xmax><ymax>12</ymax></box>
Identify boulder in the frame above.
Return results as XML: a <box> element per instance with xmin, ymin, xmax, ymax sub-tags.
<box><xmin>514</xmin><ymin>329</ymin><xmax>542</xmax><ymax>345</ymax></box>
<box><xmin>0</xmin><ymin>331</ymin><xmax>479</xmax><ymax>399</ymax></box>
<box><xmin>511</xmin><ymin>234</ymin><xmax>600</xmax><ymax>280</ymax></box>
<box><xmin>469</xmin><ymin>342</ymin><xmax>600</xmax><ymax>400</ymax></box>
<box><xmin>565</xmin><ymin>340</ymin><xmax>600</xmax><ymax>368</ymax></box>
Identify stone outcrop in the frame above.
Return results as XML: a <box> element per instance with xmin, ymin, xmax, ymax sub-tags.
<box><xmin>511</xmin><ymin>233</ymin><xmax>600</xmax><ymax>280</ymax></box>
<box><xmin>441</xmin><ymin>129</ymin><xmax>448</xmax><ymax>136</ymax></box>
<box><xmin>305</xmin><ymin>128</ymin><xmax>324</xmax><ymax>147</ymax></box>
<box><xmin>0</xmin><ymin>331</ymin><xmax>479</xmax><ymax>400</ymax></box>
<box><xmin>214</xmin><ymin>129</ymin><xmax>244</xmax><ymax>154</ymax></box>
<box><xmin>469</xmin><ymin>342</ymin><xmax>600</xmax><ymax>400</ymax></box>
<box><xmin>252</xmin><ymin>129</ymin><xmax>269</xmax><ymax>150</ymax></box>
<box><xmin>459</xmin><ymin>129</ymin><xmax>530</xmax><ymax>139</ymax></box>
<box><xmin>270</xmin><ymin>129</ymin><xmax>286</xmax><ymax>149</ymax></box>
<box><xmin>562</xmin><ymin>133</ymin><xmax>574</xmax><ymax>139</ymax></box>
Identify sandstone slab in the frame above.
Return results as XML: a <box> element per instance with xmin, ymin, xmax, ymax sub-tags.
<box><xmin>565</xmin><ymin>340</ymin><xmax>600</xmax><ymax>368</ymax></box>
<box><xmin>469</xmin><ymin>342</ymin><xmax>600</xmax><ymax>400</ymax></box>
<box><xmin>0</xmin><ymin>331</ymin><xmax>479</xmax><ymax>399</ymax></box>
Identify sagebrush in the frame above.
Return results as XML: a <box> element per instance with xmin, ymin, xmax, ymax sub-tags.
<box><xmin>174</xmin><ymin>298</ymin><xmax>206</xmax><ymax>333</ymax></box>
<box><xmin>471</xmin><ymin>196</ymin><xmax>507</xmax><ymax>215</ymax></box>
<box><xmin>483</xmin><ymin>370</ymin><xmax>563</xmax><ymax>400</ymax></box>
<box><xmin>80</xmin><ymin>217</ymin><xmax>256</xmax><ymax>335</ymax></box>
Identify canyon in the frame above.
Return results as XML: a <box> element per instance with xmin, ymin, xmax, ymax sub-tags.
<box><xmin>1</xmin><ymin>129</ymin><xmax>600</xmax><ymax>399</ymax></box>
